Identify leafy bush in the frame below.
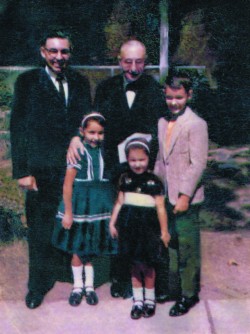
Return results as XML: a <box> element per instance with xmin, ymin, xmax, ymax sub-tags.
<box><xmin>0</xmin><ymin>73</ymin><xmax>13</xmax><ymax>109</ymax></box>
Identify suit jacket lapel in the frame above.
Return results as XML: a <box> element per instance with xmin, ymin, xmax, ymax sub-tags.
<box><xmin>66</xmin><ymin>69</ymin><xmax>78</xmax><ymax>108</ymax></box>
<box><xmin>165</xmin><ymin>107</ymin><xmax>191</xmax><ymax>159</ymax></box>
<box><xmin>39</xmin><ymin>68</ymin><xmax>64</xmax><ymax>105</ymax></box>
<box><xmin>116</xmin><ymin>75</ymin><xmax>132</xmax><ymax>112</ymax></box>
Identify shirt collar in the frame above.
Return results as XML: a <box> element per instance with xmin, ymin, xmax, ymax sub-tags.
<box><xmin>45</xmin><ymin>66</ymin><xmax>66</xmax><ymax>82</ymax></box>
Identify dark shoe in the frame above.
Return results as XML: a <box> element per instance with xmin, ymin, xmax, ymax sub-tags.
<box><xmin>85</xmin><ymin>290</ymin><xmax>99</xmax><ymax>305</ymax></box>
<box><xmin>110</xmin><ymin>281</ymin><xmax>122</xmax><ymax>298</ymax></box>
<box><xmin>143</xmin><ymin>303</ymin><xmax>156</xmax><ymax>318</ymax></box>
<box><xmin>68</xmin><ymin>289</ymin><xmax>84</xmax><ymax>307</ymax></box>
<box><xmin>25</xmin><ymin>291</ymin><xmax>44</xmax><ymax>309</ymax></box>
<box><xmin>130</xmin><ymin>303</ymin><xmax>144</xmax><ymax>320</ymax></box>
<box><xmin>156</xmin><ymin>294</ymin><xmax>170</xmax><ymax>304</ymax></box>
<box><xmin>110</xmin><ymin>281</ymin><xmax>132</xmax><ymax>299</ymax></box>
<box><xmin>169</xmin><ymin>295</ymin><xmax>199</xmax><ymax>316</ymax></box>
<box><xmin>122</xmin><ymin>283</ymin><xmax>133</xmax><ymax>299</ymax></box>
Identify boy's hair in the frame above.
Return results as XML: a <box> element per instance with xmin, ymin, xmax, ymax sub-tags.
<box><xmin>81</xmin><ymin>112</ymin><xmax>106</xmax><ymax>129</ymax></box>
<box><xmin>40</xmin><ymin>27</ymin><xmax>73</xmax><ymax>48</ymax></box>
<box><xmin>125</xmin><ymin>138</ymin><xmax>150</xmax><ymax>157</ymax></box>
<box><xmin>165</xmin><ymin>68</ymin><xmax>192</xmax><ymax>93</ymax></box>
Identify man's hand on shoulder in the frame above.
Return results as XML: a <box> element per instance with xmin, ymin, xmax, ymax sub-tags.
<box><xmin>18</xmin><ymin>176</ymin><xmax>38</xmax><ymax>191</ymax></box>
<box><xmin>67</xmin><ymin>136</ymin><xmax>84</xmax><ymax>165</ymax></box>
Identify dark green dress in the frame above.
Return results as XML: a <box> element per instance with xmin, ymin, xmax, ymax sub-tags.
<box><xmin>52</xmin><ymin>144</ymin><xmax>117</xmax><ymax>258</ymax></box>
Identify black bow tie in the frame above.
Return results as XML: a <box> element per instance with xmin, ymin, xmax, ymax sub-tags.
<box><xmin>165</xmin><ymin>108</ymin><xmax>186</xmax><ymax>121</ymax></box>
<box><xmin>125</xmin><ymin>81</ymin><xmax>140</xmax><ymax>92</ymax></box>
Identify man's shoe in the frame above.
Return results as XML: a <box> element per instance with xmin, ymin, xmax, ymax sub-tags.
<box><xmin>85</xmin><ymin>290</ymin><xmax>99</xmax><ymax>305</ymax></box>
<box><xmin>68</xmin><ymin>288</ymin><xmax>84</xmax><ymax>307</ymax></box>
<box><xmin>122</xmin><ymin>283</ymin><xmax>133</xmax><ymax>299</ymax></box>
<box><xmin>130</xmin><ymin>303</ymin><xmax>144</xmax><ymax>320</ymax></box>
<box><xmin>25</xmin><ymin>291</ymin><xmax>44</xmax><ymax>309</ymax></box>
<box><xmin>110</xmin><ymin>281</ymin><xmax>122</xmax><ymax>298</ymax></box>
<box><xmin>156</xmin><ymin>294</ymin><xmax>170</xmax><ymax>304</ymax></box>
<box><xmin>143</xmin><ymin>302</ymin><xmax>156</xmax><ymax>318</ymax></box>
<box><xmin>169</xmin><ymin>295</ymin><xmax>199</xmax><ymax>316</ymax></box>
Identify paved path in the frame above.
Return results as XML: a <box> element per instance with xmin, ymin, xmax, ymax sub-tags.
<box><xmin>1</xmin><ymin>283</ymin><xmax>250</xmax><ymax>334</ymax></box>
<box><xmin>1</xmin><ymin>231</ymin><xmax>250</xmax><ymax>333</ymax></box>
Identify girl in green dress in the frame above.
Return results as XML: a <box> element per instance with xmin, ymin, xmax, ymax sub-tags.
<box><xmin>52</xmin><ymin>112</ymin><xmax>117</xmax><ymax>307</ymax></box>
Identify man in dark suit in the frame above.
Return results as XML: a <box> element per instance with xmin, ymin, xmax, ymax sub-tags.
<box><xmin>96</xmin><ymin>40</ymin><xmax>171</xmax><ymax>302</ymax></box>
<box><xmin>95</xmin><ymin>40</ymin><xmax>169</xmax><ymax>302</ymax></box>
<box><xmin>94</xmin><ymin>40</ymin><xmax>166</xmax><ymax>178</ymax></box>
<box><xmin>10</xmin><ymin>29</ymin><xmax>91</xmax><ymax>309</ymax></box>
<box><xmin>68</xmin><ymin>40</ymin><xmax>169</xmax><ymax>302</ymax></box>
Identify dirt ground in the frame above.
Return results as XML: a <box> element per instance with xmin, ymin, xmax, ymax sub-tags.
<box><xmin>0</xmin><ymin>229</ymin><xmax>250</xmax><ymax>301</ymax></box>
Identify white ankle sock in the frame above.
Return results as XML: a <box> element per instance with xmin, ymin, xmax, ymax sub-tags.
<box><xmin>144</xmin><ymin>288</ymin><xmax>155</xmax><ymax>305</ymax></box>
<box><xmin>72</xmin><ymin>265</ymin><xmax>84</xmax><ymax>291</ymax></box>
<box><xmin>85</xmin><ymin>265</ymin><xmax>94</xmax><ymax>291</ymax></box>
<box><xmin>132</xmin><ymin>287</ymin><xmax>143</xmax><ymax>304</ymax></box>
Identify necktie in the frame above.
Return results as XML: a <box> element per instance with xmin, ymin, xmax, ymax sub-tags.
<box><xmin>56</xmin><ymin>74</ymin><xmax>66</xmax><ymax>105</ymax></box>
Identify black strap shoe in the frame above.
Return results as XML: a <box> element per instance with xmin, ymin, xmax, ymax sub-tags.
<box><xmin>85</xmin><ymin>289</ymin><xmax>99</xmax><ymax>305</ymax></box>
<box><xmin>143</xmin><ymin>302</ymin><xmax>156</xmax><ymax>318</ymax></box>
<box><xmin>130</xmin><ymin>301</ymin><xmax>144</xmax><ymax>320</ymax></box>
<box><xmin>169</xmin><ymin>295</ymin><xmax>199</xmax><ymax>316</ymax></box>
<box><xmin>68</xmin><ymin>288</ymin><xmax>84</xmax><ymax>307</ymax></box>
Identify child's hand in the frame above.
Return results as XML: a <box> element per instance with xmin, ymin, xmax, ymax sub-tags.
<box><xmin>173</xmin><ymin>194</ymin><xmax>190</xmax><ymax>214</ymax></box>
<box><xmin>109</xmin><ymin>224</ymin><xmax>118</xmax><ymax>239</ymax></box>
<box><xmin>62</xmin><ymin>213</ymin><xmax>73</xmax><ymax>230</ymax></box>
<box><xmin>161</xmin><ymin>231</ymin><xmax>171</xmax><ymax>248</ymax></box>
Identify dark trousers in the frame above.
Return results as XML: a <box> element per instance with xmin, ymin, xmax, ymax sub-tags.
<box><xmin>26</xmin><ymin>172</ymin><xmax>71</xmax><ymax>294</ymax></box>
<box><xmin>167</xmin><ymin>203</ymin><xmax>201</xmax><ymax>298</ymax></box>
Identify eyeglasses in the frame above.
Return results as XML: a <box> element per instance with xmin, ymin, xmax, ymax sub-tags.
<box><xmin>44</xmin><ymin>48</ymin><xmax>71</xmax><ymax>56</ymax></box>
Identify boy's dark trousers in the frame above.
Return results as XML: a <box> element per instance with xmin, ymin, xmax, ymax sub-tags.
<box><xmin>167</xmin><ymin>203</ymin><xmax>201</xmax><ymax>298</ymax></box>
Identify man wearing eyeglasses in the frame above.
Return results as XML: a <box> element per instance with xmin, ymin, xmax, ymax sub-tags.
<box><xmin>10</xmin><ymin>28</ymin><xmax>91</xmax><ymax>309</ymax></box>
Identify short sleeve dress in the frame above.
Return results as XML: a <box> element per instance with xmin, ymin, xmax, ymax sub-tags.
<box><xmin>116</xmin><ymin>170</ymin><xmax>167</xmax><ymax>266</ymax></box>
<box><xmin>52</xmin><ymin>144</ymin><xmax>117</xmax><ymax>258</ymax></box>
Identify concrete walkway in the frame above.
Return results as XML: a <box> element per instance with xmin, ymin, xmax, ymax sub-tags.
<box><xmin>1</xmin><ymin>283</ymin><xmax>250</xmax><ymax>334</ymax></box>
<box><xmin>1</xmin><ymin>230</ymin><xmax>250</xmax><ymax>334</ymax></box>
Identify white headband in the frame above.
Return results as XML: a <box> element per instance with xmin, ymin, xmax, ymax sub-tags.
<box><xmin>81</xmin><ymin>112</ymin><xmax>105</xmax><ymax>128</ymax></box>
<box><xmin>118</xmin><ymin>133</ymin><xmax>152</xmax><ymax>163</ymax></box>
<box><xmin>125</xmin><ymin>140</ymin><xmax>150</xmax><ymax>153</ymax></box>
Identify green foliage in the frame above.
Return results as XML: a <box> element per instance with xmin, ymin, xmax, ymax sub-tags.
<box><xmin>0</xmin><ymin>111</ymin><xmax>10</xmax><ymax>131</ymax></box>
<box><xmin>104</xmin><ymin>0</ymin><xmax>160</xmax><ymax>64</ymax></box>
<box><xmin>200</xmin><ymin>209</ymin><xmax>235</xmax><ymax>231</ymax></box>
<box><xmin>0</xmin><ymin>167</ymin><xmax>25</xmax><ymax>214</ymax></box>
<box><xmin>173</xmin><ymin>10</ymin><xmax>217</xmax><ymax>89</ymax></box>
<box><xmin>0</xmin><ymin>72</ymin><xmax>13</xmax><ymax>109</ymax></box>
<box><xmin>0</xmin><ymin>206</ymin><xmax>26</xmax><ymax>242</ymax></box>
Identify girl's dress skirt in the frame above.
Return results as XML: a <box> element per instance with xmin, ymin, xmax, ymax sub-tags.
<box><xmin>52</xmin><ymin>180</ymin><xmax>117</xmax><ymax>258</ymax></box>
<box><xmin>117</xmin><ymin>204</ymin><xmax>167</xmax><ymax>266</ymax></box>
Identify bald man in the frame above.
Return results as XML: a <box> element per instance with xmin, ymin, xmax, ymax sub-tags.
<box><xmin>94</xmin><ymin>40</ymin><xmax>166</xmax><ymax>179</ymax></box>
<box><xmin>68</xmin><ymin>40</ymin><xmax>169</xmax><ymax>302</ymax></box>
